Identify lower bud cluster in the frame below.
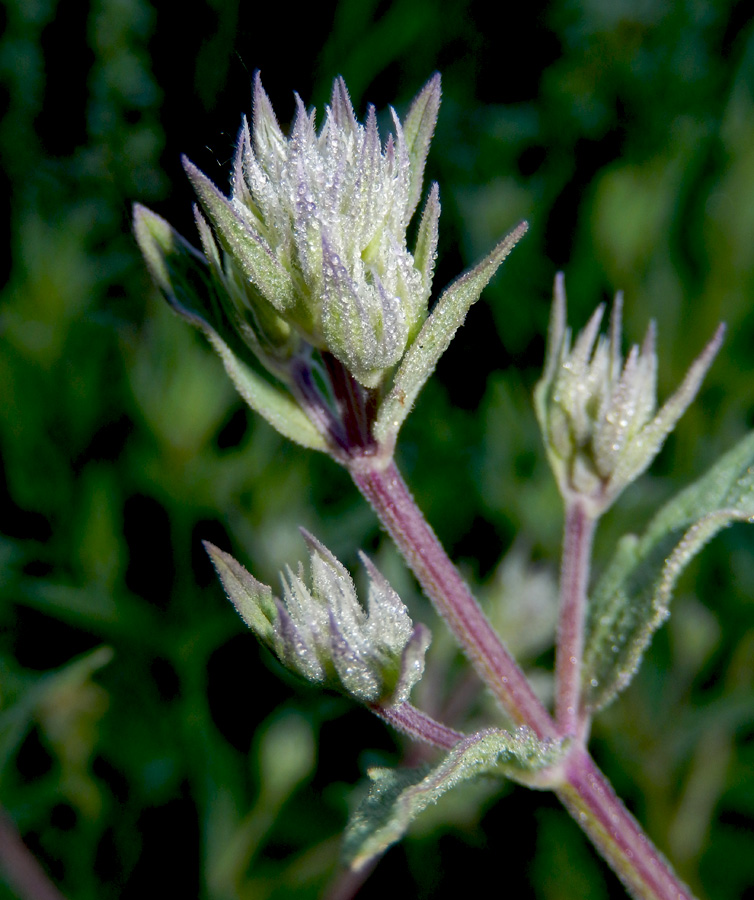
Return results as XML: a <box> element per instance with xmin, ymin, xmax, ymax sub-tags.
<box><xmin>205</xmin><ymin>531</ymin><xmax>430</xmax><ymax>706</ymax></box>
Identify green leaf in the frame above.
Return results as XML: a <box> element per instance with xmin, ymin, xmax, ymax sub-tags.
<box><xmin>133</xmin><ymin>202</ymin><xmax>224</xmax><ymax>331</ymax></box>
<box><xmin>133</xmin><ymin>204</ymin><xmax>327</xmax><ymax>451</ymax></box>
<box><xmin>203</xmin><ymin>327</ymin><xmax>328</xmax><ymax>451</ymax></box>
<box><xmin>374</xmin><ymin>221</ymin><xmax>528</xmax><ymax>445</ymax></box>
<box><xmin>584</xmin><ymin>431</ymin><xmax>754</xmax><ymax>712</ymax></box>
<box><xmin>134</xmin><ymin>203</ymin><xmax>249</xmax><ymax>363</ymax></box>
<box><xmin>343</xmin><ymin>726</ymin><xmax>563</xmax><ymax>870</ymax></box>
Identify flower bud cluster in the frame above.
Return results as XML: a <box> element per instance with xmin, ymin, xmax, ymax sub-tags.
<box><xmin>134</xmin><ymin>73</ymin><xmax>526</xmax><ymax>457</ymax></box>
<box><xmin>185</xmin><ymin>73</ymin><xmax>441</xmax><ymax>389</ymax></box>
<box><xmin>205</xmin><ymin>532</ymin><xmax>430</xmax><ymax>705</ymax></box>
<box><xmin>535</xmin><ymin>273</ymin><xmax>724</xmax><ymax>515</ymax></box>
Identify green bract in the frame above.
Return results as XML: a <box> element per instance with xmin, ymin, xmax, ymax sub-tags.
<box><xmin>344</xmin><ymin>727</ymin><xmax>565</xmax><ymax>871</ymax></box>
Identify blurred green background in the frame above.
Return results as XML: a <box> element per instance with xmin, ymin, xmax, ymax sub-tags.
<box><xmin>2</xmin><ymin>0</ymin><xmax>754</xmax><ymax>897</ymax></box>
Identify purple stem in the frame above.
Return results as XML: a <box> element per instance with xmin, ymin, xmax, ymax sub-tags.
<box><xmin>372</xmin><ymin>702</ymin><xmax>464</xmax><ymax>750</ymax></box>
<box><xmin>350</xmin><ymin>460</ymin><xmax>557</xmax><ymax>740</ymax></box>
<box><xmin>323</xmin><ymin>353</ymin><xmax>376</xmax><ymax>452</ymax></box>
<box><xmin>555</xmin><ymin>499</ymin><xmax>596</xmax><ymax>738</ymax></box>
<box><xmin>349</xmin><ymin>457</ymin><xmax>697</xmax><ymax>900</ymax></box>
<box><xmin>558</xmin><ymin>749</ymin><xmax>694</xmax><ymax>900</ymax></box>
<box><xmin>0</xmin><ymin>808</ymin><xmax>68</xmax><ymax>900</ymax></box>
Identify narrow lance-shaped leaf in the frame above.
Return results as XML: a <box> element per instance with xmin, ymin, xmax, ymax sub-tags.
<box><xmin>583</xmin><ymin>430</ymin><xmax>754</xmax><ymax>713</ymax></box>
<box><xmin>202</xmin><ymin>543</ymin><xmax>278</xmax><ymax>642</ymax></box>
<box><xmin>133</xmin><ymin>203</ymin><xmax>222</xmax><ymax>330</ymax></box>
<box><xmin>374</xmin><ymin>221</ymin><xmax>528</xmax><ymax>445</ymax></box>
<box><xmin>343</xmin><ymin>726</ymin><xmax>564</xmax><ymax>871</ymax></box>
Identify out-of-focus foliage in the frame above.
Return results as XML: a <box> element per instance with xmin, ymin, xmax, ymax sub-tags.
<box><xmin>1</xmin><ymin>1</ymin><xmax>753</xmax><ymax>898</ymax></box>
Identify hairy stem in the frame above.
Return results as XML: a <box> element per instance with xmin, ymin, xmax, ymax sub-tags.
<box><xmin>555</xmin><ymin>499</ymin><xmax>597</xmax><ymax>738</ymax></box>
<box><xmin>351</xmin><ymin>457</ymin><xmax>696</xmax><ymax>900</ymax></box>
<box><xmin>372</xmin><ymin>702</ymin><xmax>463</xmax><ymax>750</ymax></box>
<box><xmin>558</xmin><ymin>749</ymin><xmax>694</xmax><ymax>900</ymax></box>
<box><xmin>351</xmin><ymin>459</ymin><xmax>557</xmax><ymax>738</ymax></box>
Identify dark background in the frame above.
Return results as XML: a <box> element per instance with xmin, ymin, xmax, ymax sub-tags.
<box><xmin>2</xmin><ymin>0</ymin><xmax>754</xmax><ymax>897</ymax></box>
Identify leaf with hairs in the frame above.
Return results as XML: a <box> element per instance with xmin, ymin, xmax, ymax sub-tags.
<box><xmin>343</xmin><ymin>726</ymin><xmax>563</xmax><ymax>870</ymax></box>
<box><xmin>584</xmin><ymin>431</ymin><xmax>754</xmax><ymax>712</ymax></box>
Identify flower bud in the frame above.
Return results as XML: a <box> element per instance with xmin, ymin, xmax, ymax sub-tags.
<box><xmin>535</xmin><ymin>273</ymin><xmax>724</xmax><ymax>515</ymax></box>
<box><xmin>204</xmin><ymin>532</ymin><xmax>430</xmax><ymax>705</ymax></box>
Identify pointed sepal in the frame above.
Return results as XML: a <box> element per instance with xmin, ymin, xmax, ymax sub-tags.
<box><xmin>182</xmin><ymin>156</ymin><xmax>296</xmax><ymax>312</ymax></box>
<box><xmin>203</xmin><ymin>542</ymin><xmax>278</xmax><ymax>643</ymax></box>
<box><xmin>401</xmin><ymin>73</ymin><xmax>442</xmax><ymax>217</ymax></box>
<box><xmin>413</xmin><ymin>181</ymin><xmax>441</xmax><ymax>307</ymax></box>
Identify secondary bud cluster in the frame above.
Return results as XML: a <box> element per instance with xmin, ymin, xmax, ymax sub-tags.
<box><xmin>205</xmin><ymin>532</ymin><xmax>430</xmax><ymax>705</ymax></box>
<box><xmin>535</xmin><ymin>273</ymin><xmax>724</xmax><ymax>515</ymax></box>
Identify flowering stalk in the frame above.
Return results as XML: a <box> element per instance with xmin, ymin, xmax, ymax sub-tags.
<box><xmin>350</xmin><ymin>459</ymin><xmax>557</xmax><ymax>740</ymax></box>
<box><xmin>555</xmin><ymin>499</ymin><xmax>596</xmax><ymax>739</ymax></box>
<box><xmin>535</xmin><ymin>272</ymin><xmax>723</xmax><ymax>741</ymax></box>
<box><xmin>558</xmin><ymin>749</ymin><xmax>694</xmax><ymax>900</ymax></box>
